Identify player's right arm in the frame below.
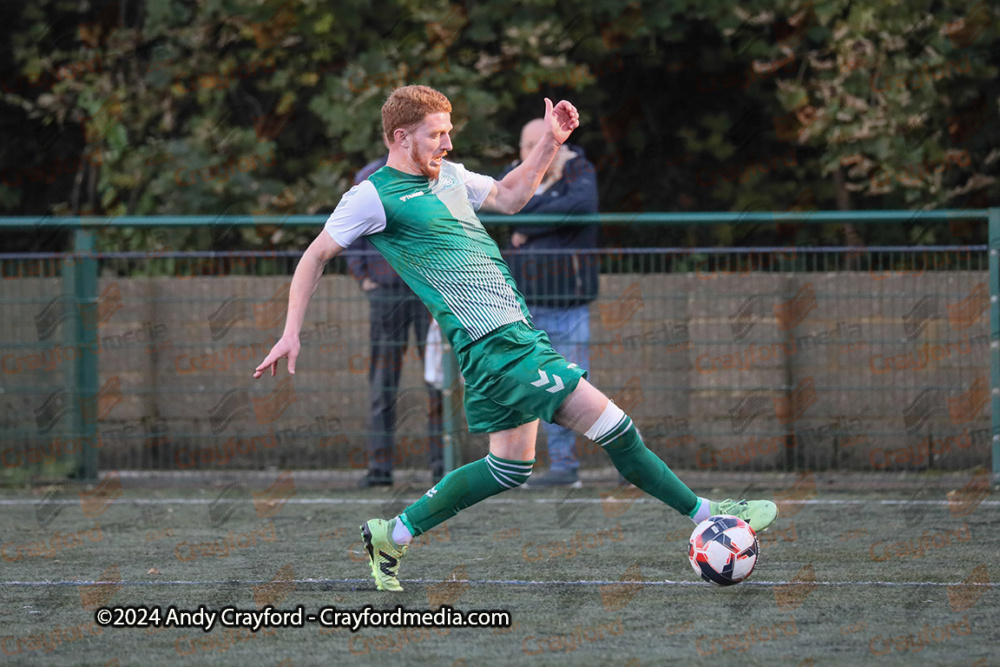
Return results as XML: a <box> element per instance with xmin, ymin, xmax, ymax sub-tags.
<box><xmin>254</xmin><ymin>231</ymin><xmax>343</xmax><ymax>378</ymax></box>
<box><xmin>253</xmin><ymin>179</ymin><xmax>387</xmax><ymax>378</ymax></box>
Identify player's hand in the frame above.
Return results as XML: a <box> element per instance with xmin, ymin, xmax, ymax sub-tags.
<box><xmin>253</xmin><ymin>334</ymin><xmax>301</xmax><ymax>378</ymax></box>
<box><xmin>544</xmin><ymin>98</ymin><xmax>580</xmax><ymax>145</ymax></box>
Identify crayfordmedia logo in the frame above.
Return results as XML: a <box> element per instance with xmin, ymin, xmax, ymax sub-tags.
<box><xmin>34</xmin><ymin>389</ymin><xmax>72</xmax><ymax>435</ymax></box>
<box><xmin>554</xmin><ymin>485</ymin><xmax>589</xmax><ymax>529</ymax></box>
<box><xmin>79</xmin><ymin>564</ymin><xmax>122</xmax><ymax>610</ymax></box>
<box><xmin>695</xmin><ymin>335</ymin><xmax>800</xmax><ymax>375</ymax></box>
<box><xmin>209</xmin><ymin>296</ymin><xmax>251</xmax><ymax>341</ymax></box>
<box><xmin>610</xmin><ymin>376</ymin><xmax>643</xmax><ymax>414</ymax></box>
<box><xmin>521</xmin><ymin>523</ymin><xmax>624</xmax><ymax>562</ymax></box>
<box><xmin>205</xmin><ymin>377</ymin><xmax>296</xmax><ymax>435</ymax></box>
<box><xmin>728</xmin><ymin>295</ymin><xmax>767</xmax><ymax>341</ymax></box>
<box><xmin>773</xmin><ymin>377</ymin><xmax>817</xmax><ymax>425</ymax></box>
<box><xmin>208</xmin><ymin>481</ymin><xmax>251</xmax><ymax>528</ymax></box>
<box><xmin>773</xmin><ymin>564</ymin><xmax>817</xmax><ymax>610</ymax></box>
<box><xmin>948</xmin><ymin>471</ymin><xmax>991</xmax><ymax>518</ymax></box>
<box><xmin>772</xmin><ymin>471</ymin><xmax>817</xmax><ymax>518</ymax></box>
<box><xmin>773</xmin><ymin>283</ymin><xmax>816</xmax><ymax>332</ymax></box>
<box><xmin>902</xmin><ymin>388</ymin><xmax>945</xmax><ymax>434</ymax></box>
<box><xmin>947</xmin><ymin>564</ymin><xmax>989</xmax><ymax>612</ymax></box>
<box><xmin>868</xmin><ymin>616</ymin><xmax>972</xmax><ymax>655</ymax></box>
<box><xmin>206</xmin><ymin>283</ymin><xmax>291</xmax><ymax>341</ymax></box>
<box><xmin>947</xmin><ymin>376</ymin><xmax>989</xmax><ymax>425</ymax></box>
<box><xmin>868</xmin><ymin>336</ymin><xmax>975</xmax><ymax>374</ymax></box>
<box><xmin>599</xmin><ymin>483</ymin><xmax>643</xmax><ymax>519</ymax></box>
<box><xmin>599</xmin><ymin>563</ymin><xmax>644</xmax><ymax>611</ymax></box>
<box><xmin>729</xmin><ymin>389</ymin><xmax>771</xmax><ymax>434</ymax></box>
<box><xmin>902</xmin><ymin>296</ymin><xmax>939</xmax><ymax>341</ymax></box>
<box><xmin>426</xmin><ymin>564</ymin><xmax>470</xmax><ymax>608</ymax></box>
<box><xmin>79</xmin><ymin>470</ymin><xmax>123</xmax><ymax>518</ymax></box>
<box><xmin>522</xmin><ymin>617</ymin><xmax>624</xmax><ymax>655</ymax></box>
<box><xmin>33</xmin><ymin>283</ymin><xmax>122</xmax><ymax>341</ymax></box>
<box><xmin>174</xmin><ymin>522</ymin><xmax>277</xmax><ymax>562</ymax></box>
<box><xmin>598</xmin><ymin>282</ymin><xmax>643</xmax><ymax>330</ymax></box>
<box><xmin>253</xmin><ymin>563</ymin><xmax>295</xmax><ymax>608</ymax></box>
<box><xmin>868</xmin><ymin>523</ymin><xmax>971</xmax><ymax>562</ymax></box>
<box><xmin>34</xmin><ymin>488</ymin><xmax>70</xmax><ymax>529</ymax></box>
<box><xmin>696</xmin><ymin>616</ymin><xmax>798</xmax><ymax>655</ymax></box>
<box><xmin>252</xmin><ymin>471</ymin><xmax>296</xmax><ymax>518</ymax></box>
<box><xmin>78</xmin><ymin>376</ymin><xmax>124</xmax><ymax>425</ymax></box>
<box><xmin>0</xmin><ymin>622</ymin><xmax>103</xmax><ymax>656</ymax></box>
<box><xmin>947</xmin><ymin>282</ymin><xmax>988</xmax><ymax>331</ymax></box>
<box><xmin>2</xmin><ymin>524</ymin><xmax>104</xmax><ymax>561</ymax></box>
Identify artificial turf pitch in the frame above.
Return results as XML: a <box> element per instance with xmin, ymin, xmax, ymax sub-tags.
<box><xmin>0</xmin><ymin>478</ymin><xmax>997</xmax><ymax>666</ymax></box>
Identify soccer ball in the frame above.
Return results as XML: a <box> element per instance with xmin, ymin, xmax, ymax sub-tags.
<box><xmin>688</xmin><ymin>515</ymin><xmax>759</xmax><ymax>586</ymax></box>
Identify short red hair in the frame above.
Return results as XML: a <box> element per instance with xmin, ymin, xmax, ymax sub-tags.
<box><xmin>382</xmin><ymin>85</ymin><xmax>452</xmax><ymax>143</ymax></box>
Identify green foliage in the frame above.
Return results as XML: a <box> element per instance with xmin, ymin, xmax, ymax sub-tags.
<box><xmin>0</xmin><ymin>0</ymin><xmax>996</xmax><ymax>253</ymax></box>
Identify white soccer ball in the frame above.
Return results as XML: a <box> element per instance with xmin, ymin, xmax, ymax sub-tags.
<box><xmin>688</xmin><ymin>514</ymin><xmax>759</xmax><ymax>586</ymax></box>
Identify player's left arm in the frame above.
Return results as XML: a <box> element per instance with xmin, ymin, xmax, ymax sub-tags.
<box><xmin>480</xmin><ymin>98</ymin><xmax>580</xmax><ymax>214</ymax></box>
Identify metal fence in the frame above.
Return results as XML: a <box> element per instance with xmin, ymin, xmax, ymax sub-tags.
<box><xmin>0</xmin><ymin>210</ymin><xmax>996</xmax><ymax>482</ymax></box>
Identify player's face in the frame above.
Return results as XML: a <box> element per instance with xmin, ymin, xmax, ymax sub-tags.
<box><xmin>409</xmin><ymin>112</ymin><xmax>453</xmax><ymax>179</ymax></box>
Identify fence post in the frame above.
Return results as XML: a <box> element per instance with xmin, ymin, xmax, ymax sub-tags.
<box><xmin>73</xmin><ymin>227</ymin><xmax>100</xmax><ymax>482</ymax></box>
<box><xmin>989</xmin><ymin>207</ymin><xmax>1000</xmax><ymax>482</ymax></box>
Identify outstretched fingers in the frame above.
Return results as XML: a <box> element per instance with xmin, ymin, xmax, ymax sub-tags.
<box><xmin>253</xmin><ymin>345</ymin><xmax>296</xmax><ymax>378</ymax></box>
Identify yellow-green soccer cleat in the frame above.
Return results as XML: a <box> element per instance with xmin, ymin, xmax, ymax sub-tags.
<box><xmin>360</xmin><ymin>518</ymin><xmax>408</xmax><ymax>592</ymax></box>
<box><xmin>709</xmin><ymin>498</ymin><xmax>778</xmax><ymax>533</ymax></box>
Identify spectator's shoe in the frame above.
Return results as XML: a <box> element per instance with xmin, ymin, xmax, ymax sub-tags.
<box><xmin>358</xmin><ymin>471</ymin><xmax>393</xmax><ymax>488</ymax></box>
<box><xmin>524</xmin><ymin>469</ymin><xmax>582</xmax><ymax>489</ymax></box>
<box><xmin>709</xmin><ymin>498</ymin><xmax>778</xmax><ymax>533</ymax></box>
<box><xmin>360</xmin><ymin>518</ymin><xmax>407</xmax><ymax>592</ymax></box>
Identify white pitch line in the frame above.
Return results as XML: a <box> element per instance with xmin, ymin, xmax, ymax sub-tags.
<box><xmin>0</xmin><ymin>498</ymin><xmax>996</xmax><ymax>506</ymax></box>
<box><xmin>2</xmin><ymin>578</ymin><xmax>998</xmax><ymax>588</ymax></box>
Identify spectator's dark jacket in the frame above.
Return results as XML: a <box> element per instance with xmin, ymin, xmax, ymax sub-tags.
<box><xmin>345</xmin><ymin>155</ymin><xmax>409</xmax><ymax>289</ymax></box>
<box><xmin>501</xmin><ymin>145</ymin><xmax>600</xmax><ymax>308</ymax></box>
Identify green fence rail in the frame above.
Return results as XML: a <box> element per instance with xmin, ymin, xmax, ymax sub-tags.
<box><xmin>0</xmin><ymin>209</ymin><xmax>996</xmax><ymax>483</ymax></box>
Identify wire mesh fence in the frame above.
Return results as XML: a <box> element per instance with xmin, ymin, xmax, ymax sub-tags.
<box><xmin>0</xmin><ymin>240</ymin><xmax>990</xmax><ymax>481</ymax></box>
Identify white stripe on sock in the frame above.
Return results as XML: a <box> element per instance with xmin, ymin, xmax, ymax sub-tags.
<box><xmin>486</xmin><ymin>458</ymin><xmax>520</xmax><ymax>486</ymax></box>
<box><xmin>584</xmin><ymin>402</ymin><xmax>627</xmax><ymax>442</ymax></box>
<box><xmin>487</xmin><ymin>467</ymin><xmax>515</xmax><ymax>488</ymax></box>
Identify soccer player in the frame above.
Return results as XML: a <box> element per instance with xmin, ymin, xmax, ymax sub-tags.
<box><xmin>253</xmin><ymin>85</ymin><xmax>777</xmax><ymax>592</ymax></box>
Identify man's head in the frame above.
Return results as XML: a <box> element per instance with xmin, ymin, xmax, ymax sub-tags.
<box><xmin>382</xmin><ymin>85</ymin><xmax>453</xmax><ymax>179</ymax></box>
<box><xmin>519</xmin><ymin>118</ymin><xmax>547</xmax><ymax>163</ymax></box>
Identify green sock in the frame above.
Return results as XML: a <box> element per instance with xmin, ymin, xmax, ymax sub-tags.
<box><xmin>598</xmin><ymin>416</ymin><xmax>698</xmax><ymax>516</ymax></box>
<box><xmin>399</xmin><ymin>453</ymin><xmax>534</xmax><ymax>537</ymax></box>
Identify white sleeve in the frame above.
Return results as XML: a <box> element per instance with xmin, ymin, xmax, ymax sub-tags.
<box><xmin>450</xmin><ymin>161</ymin><xmax>495</xmax><ymax>210</ymax></box>
<box><xmin>323</xmin><ymin>180</ymin><xmax>387</xmax><ymax>248</ymax></box>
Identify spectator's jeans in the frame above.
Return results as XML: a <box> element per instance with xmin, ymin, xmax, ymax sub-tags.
<box><xmin>366</xmin><ymin>286</ymin><xmax>441</xmax><ymax>475</ymax></box>
<box><xmin>530</xmin><ymin>304</ymin><xmax>591</xmax><ymax>472</ymax></box>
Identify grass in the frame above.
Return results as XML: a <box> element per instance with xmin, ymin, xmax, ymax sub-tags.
<box><xmin>0</xmin><ymin>478</ymin><xmax>997</xmax><ymax>666</ymax></box>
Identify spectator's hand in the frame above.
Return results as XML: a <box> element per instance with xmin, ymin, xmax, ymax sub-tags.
<box><xmin>253</xmin><ymin>334</ymin><xmax>301</xmax><ymax>378</ymax></box>
<box><xmin>361</xmin><ymin>278</ymin><xmax>379</xmax><ymax>291</ymax></box>
<box><xmin>511</xmin><ymin>232</ymin><xmax>528</xmax><ymax>248</ymax></box>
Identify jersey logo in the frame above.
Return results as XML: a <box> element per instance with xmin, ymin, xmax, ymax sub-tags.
<box><xmin>399</xmin><ymin>191</ymin><xmax>425</xmax><ymax>202</ymax></box>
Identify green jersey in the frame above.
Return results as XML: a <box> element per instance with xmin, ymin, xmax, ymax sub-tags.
<box><xmin>325</xmin><ymin>160</ymin><xmax>530</xmax><ymax>352</ymax></box>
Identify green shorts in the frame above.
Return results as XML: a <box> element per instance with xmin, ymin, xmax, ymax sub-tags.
<box><xmin>455</xmin><ymin>321</ymin><xmax>588</xmax><ymax>434</ymax></box>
